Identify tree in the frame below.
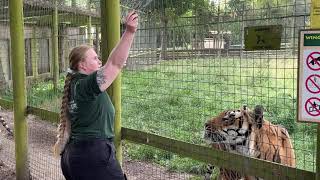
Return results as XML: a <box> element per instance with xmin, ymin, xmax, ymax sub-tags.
<box><xmin>144</xmin><ymin>0</ymin><xmax>195</xmax><ymax>60</ymax></box>
<box><xmin>121</xmin><ymin>0</ymin><xmax>211</xmax><ymax>60</ymax></box>
<box><xmin>192</xmin><ymin>0</ymin><xmax>216</xmax><ymax>50</ymax></box>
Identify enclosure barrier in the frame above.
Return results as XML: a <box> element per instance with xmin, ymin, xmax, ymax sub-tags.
<box><xmin>0</xmin><ymin>99</ymin><xmax>316</xmax><ymax>179</ymax></box>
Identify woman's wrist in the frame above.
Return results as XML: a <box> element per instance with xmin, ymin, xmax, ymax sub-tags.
<box><xmin>124</xmin><ymin>28</ymin><xmax>136</xmax><ymax>35</ymax></box>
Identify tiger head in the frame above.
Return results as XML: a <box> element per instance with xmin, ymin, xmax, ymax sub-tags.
<box><xmin>203</xmin><ymin>105</ymin><xmax>264</xmax><ymax>153</ymax></box>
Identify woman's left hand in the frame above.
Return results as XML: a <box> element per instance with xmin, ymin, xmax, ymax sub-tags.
<box><xmin>125</xmin><ymin>11</ymin><xmax>139</xmax><ymax>33</ymax></box>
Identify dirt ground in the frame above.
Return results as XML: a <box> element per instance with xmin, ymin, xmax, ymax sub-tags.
<box><xmin>0</xmin><ymin>160</ymin><xmax>15</xmax><ymax>180</ymax></box>
<box><xmin>0</xmin><ymin>109</ymin><xmax>194</xmax><ymax>180</ymax></box>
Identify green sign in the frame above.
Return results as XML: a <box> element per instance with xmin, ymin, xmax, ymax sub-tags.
<box><xmin>244</xmin><ymin>25</ymin><xmax>282</xmax><ymax>51</ymax></box>
<box><xmin>304</xmin><ymin>33</ymin><xmax>320</xmax><ymax>46</ymax></box>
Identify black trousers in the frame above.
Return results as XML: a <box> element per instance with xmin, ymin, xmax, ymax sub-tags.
<box><xmin>61</xmin><ymin>138</ymin><xmax>125</xmax><ymax>180</ymax></box>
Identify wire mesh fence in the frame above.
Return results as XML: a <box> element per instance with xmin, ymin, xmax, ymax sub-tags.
<box><xmin>0</xmin><ymin>0</ymin><xmax>317</xmax><ymax>179</ymax></box>
<box><xmin>121</xmin><ymin>0</ymin><xmax>316</xmax><ymax>178</ymax></box>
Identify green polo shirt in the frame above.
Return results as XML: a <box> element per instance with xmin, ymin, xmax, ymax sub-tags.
<box><xmin>68</xmin><ymin>72</ymin><xmax>115</xmax><ymax>140</ymax></box>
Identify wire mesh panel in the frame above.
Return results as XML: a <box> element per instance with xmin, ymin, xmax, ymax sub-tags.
<box><xmin>0</xmin><ymin>0</ymin><xmax>15</xmax><ymax>179</ymax></box>
<box><xmin>121</xmin><ymin>0</ymin><xmax>315</xmax><ymax>179</ymax></box>
<box><xmin>0</xmin><ymin>110</ymin><xmax>16</xmax><ymax>180</ymax></box>
<box><xmin>0</xmin><ymin>0</ymin><xmax>12</xmax><ymax>101</ymax></box>
<box><xmin>24</xmin><ymin>1</ymin><xmax>101</xmax><ymax>179</ymax></box>
<box><xmin>0</xmin><ymin>0</ymin><xmax>100</xmax><ymax>179</ymax></box>
<box><xmin>24</xmin><ymin>0</ymin><xmax>100</xmax><ymax>113</ymax></box>
<box><xmin>122</xmin><ymin>141</ymin><xmax>209</xmax><ymax>180</ymax></box>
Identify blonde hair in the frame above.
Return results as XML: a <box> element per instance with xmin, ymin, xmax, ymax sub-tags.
<box><xmin>53</xmin><ymin>45</ymin><xmax>91</xmax><ymax>156</ymax></box>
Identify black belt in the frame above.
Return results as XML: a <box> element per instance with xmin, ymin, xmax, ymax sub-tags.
<box><xmin>69</xmin><ymin>136</ymin><xmax>113</xmax><ymax>144</ymax></box>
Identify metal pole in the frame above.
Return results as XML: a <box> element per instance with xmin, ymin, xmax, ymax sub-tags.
<box><xmin>9</xmin><ymin>0</ymin><xmax>29</xmax><ymax>179</ymax></box>
<box><xmin>100</xmin><ymin>0</ymin><xmax>122</xmax><ymax>164</ymax></box>
<box><xmin>52</xmin><ymin>0</ymin><xmax>59</xmax><ymax>91</ymax></box>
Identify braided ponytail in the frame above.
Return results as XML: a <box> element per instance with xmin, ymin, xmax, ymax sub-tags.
<box><xmin>53</xmin><ymin>73</ymin><xmax>72</xmax><ymax>156</ymax></box>
<box><xmin>53</xmin><ymin>44</ymin><xmax>92</xmax><ymax>157</ymax></box>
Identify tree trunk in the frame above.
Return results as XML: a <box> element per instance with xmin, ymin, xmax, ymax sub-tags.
<box><xmin>159</xmin><ymin>16</ymin><xmax>168</xmax><ymax>60</ymax></box>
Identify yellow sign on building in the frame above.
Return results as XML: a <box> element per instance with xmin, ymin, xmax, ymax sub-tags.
<box><xmin>244</xmin><ymin>25</ymin><xmax>282</xmax><ymax>51</ymax></box>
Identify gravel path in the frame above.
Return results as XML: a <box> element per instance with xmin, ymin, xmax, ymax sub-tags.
<box><xmin>0</xmin><ymin>109</ymin><xmax>194</xmax><ymax>180</ymax></box>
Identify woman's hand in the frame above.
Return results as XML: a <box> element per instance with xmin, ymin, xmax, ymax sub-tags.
<box><xmin>125</xmin><ymin>11</ymin><xmax>138</xmax><ymax>33</ymax></box>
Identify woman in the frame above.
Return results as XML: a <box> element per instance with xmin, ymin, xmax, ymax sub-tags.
<box><xmin>53</xmin><ymin>11</ymin><xmax>138</xmax><ymax>180</ymax></box>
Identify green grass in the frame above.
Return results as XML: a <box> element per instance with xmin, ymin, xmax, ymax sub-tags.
<box><xmin>1</xmin><ymin>57</ymin><xmax>316</xmax><ymax>177</ymax></box>
<box><xmin>121</xmin><ymin>57</ymin><xmax>316</xmax><ymax>174</ymax></box>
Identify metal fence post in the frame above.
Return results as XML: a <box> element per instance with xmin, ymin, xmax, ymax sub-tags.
<box><xmin>100</xmin><ymin>0</ymin><xmax>122</xmax><ymax>165</ymax></box>
<box><xmin>9</xmin><ymin>0</ymin><xmax>29</xmax><ymax>179</ymax></box>
<box><xmin>52</xmin><ymin>0</ymin><xmax>59</xmax><ymax>91</ymax></box>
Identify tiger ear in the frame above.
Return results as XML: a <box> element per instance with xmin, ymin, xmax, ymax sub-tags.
<box><xmin>254</xmin><ymin>105</ymin><xmax>264</xmax><ymax>129</ymax></box>
<box><xmin>243</xmin><ymin>105</ymin><xmax>247</xmax><ymax>110</ymax></box>
<box><xmin>240</xmin><ymin>105</ymin><xmax>251</xmax><ymax>122</ymax></box>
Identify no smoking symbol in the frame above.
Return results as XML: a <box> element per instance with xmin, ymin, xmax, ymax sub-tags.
<box><xmin>306</xmin><ymin>52</ymin><xmax>320</xmax><ymax>71</ymax></box>
<box><xmin>306</xmin><ymin>74</ymin><xmax>320</xmax><ymax>93</ymax></box>
<box><xmin>305</xmin><ymin>97</ymin><xmax>320</xmax><ymax>117</ymax></box>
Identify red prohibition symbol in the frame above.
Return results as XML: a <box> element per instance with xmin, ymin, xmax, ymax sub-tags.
<box><xmin>305</xmin><ymin>97</ymin><xmax>320</xmax><ymax>116</ymax></box>
<box><xmin>306</xmin><ymin>52</ymin><xmax>320</xmax><ymax>71</ymax></box>
<box><xmin>305</xmin><ymin>74</ymin><xmax>320</xmax><ymax>94</ymax></box>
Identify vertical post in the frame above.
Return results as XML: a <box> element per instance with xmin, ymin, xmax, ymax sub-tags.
<box><xmin>31</xmin><ymin>27</ymin><xmax>38</xmax><ymax>78</ymax></box>
<box><xmin>87</xmin><ymin>16</ymin><xmax>93</xmax><ymax>45</ymax></box>
<box><xmin>311</xmin><ymin>1</ymin><xmax>320</xmax><ymax>180</ymax></box>
<box><xmin>71</xmin><ymin>0</ymin><xmax>76</xmax><ymax>7</ymax></box>
<box><xmin>240</xmin><ymin>1</ymin><xmax>244</xmax><ymax>59</ymax></box>
<box><xmin>9</xmin><ymin>0</ymin><xmax>29</xmax><ymax>179</ymax></box>
<box><xmin>95</xmin><ymin>25</ymin><xmax>100</xmax><ymax>55</ymax></box>
<box><xmin>100</xmin><ymin>0</ymin><xmax>122</xmax><ymax>164</ymax></box>
<box><xmin>52</xmin><ymin>0</ymin><xmax>59</xmax><ymax>91</ymax></box>
<box><xmin>59</xmin><ymin>24</ymin><xmax>66</xmax><ymax>72</ymax></box>
<box><xmin>87</xmin><ymin>1</ymin><xmax>93</xmax><ymax>45</ymax></box>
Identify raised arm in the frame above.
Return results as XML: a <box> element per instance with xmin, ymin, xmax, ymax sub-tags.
<box><xmin>97</xmin><ymin>11</ymin><xmax>138</xmax><ymax>91</ymax></box>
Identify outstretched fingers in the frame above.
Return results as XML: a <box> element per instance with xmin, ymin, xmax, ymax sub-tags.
<box><xmin>125</xmin><ymin>11</ymin><xmax>138</xmax><ymax>33</ymax></box>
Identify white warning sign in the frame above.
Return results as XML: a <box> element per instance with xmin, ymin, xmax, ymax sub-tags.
<box><xmin>298</xmin><ymin>30</ymin><xmax>320</xmax><ymax>123</ymax></box>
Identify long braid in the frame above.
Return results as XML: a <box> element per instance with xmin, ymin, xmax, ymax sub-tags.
<box><xmin>53</xmin><ymin>44</ymin><xmax>91</xmax><ymax>157</ymax></box>
<box><xmin>53</xmin><ymin>73</ymin><xmax>72</xmax><ymax>156</ymax></box>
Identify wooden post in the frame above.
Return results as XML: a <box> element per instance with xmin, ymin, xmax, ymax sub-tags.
<box><xmin>9</xmin><ymin>0</ymin><xmax>29</xmax><ymax>179</ymax></box>
<box><xmin>31</xmin><ymin>27</ymin><xmax>38</xmax><ymax>78</ymax></box>
<box><xmin>100</xmin><ymin>0</ymin><xmax>122</xmax><ymax>164</ymax></box>
<box><xmin>52</xmin><ymin>0</ymin><xmax>59</xmax><ymax>91</ymax></box>
<box><xmin>87</xmin><ymin>1</ymin><xmax>93</xmax><ymax>46</ymax></box>
<box><xmin>87</xmin><ymin>16</ymin><xmax>93</xmax><ymax>45</ymax></box>
<box><xmin>95</xmin><ymin>25</ymin><xmax>100</xmax><ymax>54</ymax></box>
<box><xmin>59</xmin><ymin>24</ymin><xmax>66</xmax><ymax>72</ymax></box>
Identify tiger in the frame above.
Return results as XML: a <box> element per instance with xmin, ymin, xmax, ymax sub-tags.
<box><xmin>203</xmin><ymin>105</ymin><xmax>295</xmax><ymax>180</ymax></box>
